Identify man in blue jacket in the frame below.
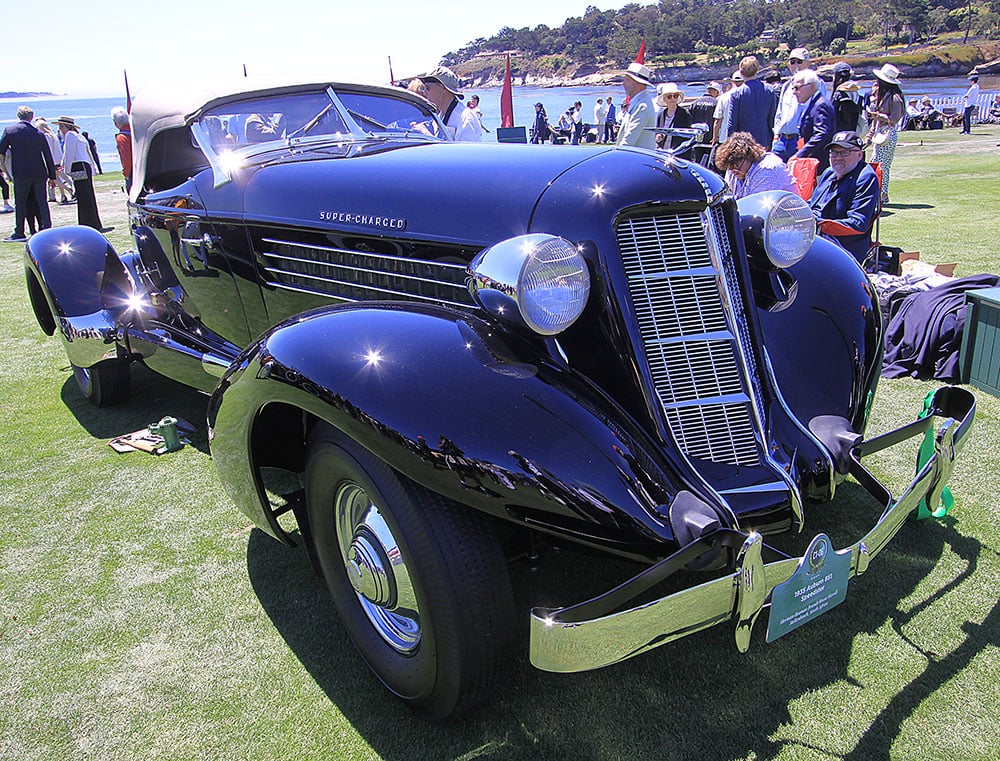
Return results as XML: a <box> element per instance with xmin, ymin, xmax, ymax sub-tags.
<box><xmin>808</xmin><ymin>131</ymin><xmax>880</xmax><ymax>263</ymax></box>
<box><xmin>0</xmin><ymin>106</ymin><xmax>56</xmax><ymax>242</ymax></box>
<box><xmin>793</xmin><ymin>70</ymin><xmax>835</xmax><ymax>172</ymax></box>
<box><xmin>728</xmin><ymin>56</ymin><xmax>777</xmax><ymax>148</ymax></box>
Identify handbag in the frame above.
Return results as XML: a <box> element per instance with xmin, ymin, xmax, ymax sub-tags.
<box><xmin>68</xmin><ymin>163</ymin><xmax>89</xmax><ymax>181</ymax></box>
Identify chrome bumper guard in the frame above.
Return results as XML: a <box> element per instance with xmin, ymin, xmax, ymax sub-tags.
<box><xmin>529</xmin><ymin>386</ymin><xmax>975</xmax><ymax>673</ymax></box>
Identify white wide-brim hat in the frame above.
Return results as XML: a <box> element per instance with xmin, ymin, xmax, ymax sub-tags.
<box><xmin>624</xmin><ymin>61</ymin><xmax>653</xmax><ymax>88</ymax></box>
<box><xmin>655</xmin><ymin>82</ymin><xmax>684</xmax><ymax>107</ymax></box>
<box><xmin>872</xmin><ymin>63</ymin><xmax>901</xmax><ymax>87</ymax></box>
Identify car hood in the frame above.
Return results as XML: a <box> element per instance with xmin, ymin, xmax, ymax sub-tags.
<box><xmin>240</xmin><ymin>142</ymin><xmax>621</xmax><ymax>245</ymax></box>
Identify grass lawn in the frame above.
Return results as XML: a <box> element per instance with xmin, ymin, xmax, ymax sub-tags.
<box><xmin>2</xmin><ymin>127</ymin><xmax>999</xmax><ymax>761</ymax></box>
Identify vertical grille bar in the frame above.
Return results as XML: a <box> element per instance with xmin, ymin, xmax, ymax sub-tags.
<box><xmin>616</xmin><ymin>209</ymin><xmax>762</xmax><ymax>467</ymax></box>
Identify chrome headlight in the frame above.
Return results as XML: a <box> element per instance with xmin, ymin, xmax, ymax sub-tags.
<box><xmin>468</xmin><ymin>234</ymin><xmax>591</xmax><ymax>335</ymax></box>
<box><xmin>737</xmin><ymin>191</ymin><xmax>816</xmax><ymax>269</ymax></box>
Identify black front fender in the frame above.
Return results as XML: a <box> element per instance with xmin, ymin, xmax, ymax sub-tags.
<box><xmin>209</xmin><ymin>303</ymin><xmax>725</xmax><ymax>559</ymax></box>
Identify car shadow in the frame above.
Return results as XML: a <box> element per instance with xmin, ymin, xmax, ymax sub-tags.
<box><xmin>246</xmin><ymin>481</ymin><xmax>994</xmax><ymax>760</ymax></box>
<box><xmin>59</xmin><ymin>362</ymin><xmax>212</xmax><ymax>454</ymax></box>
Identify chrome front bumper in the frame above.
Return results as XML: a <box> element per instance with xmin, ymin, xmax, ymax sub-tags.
<box><xmin>529</xmin><ymin>386</ymin><xmax>975</xmax><ymax>673</ymax></box>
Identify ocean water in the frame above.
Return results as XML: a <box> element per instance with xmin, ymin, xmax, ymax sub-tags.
<box><xmin>1</xmin><ymin>76</ymin><xmax>992</xmax><ymax>163</ymax></box>
<box><xmin>0</xmin><ymin>96</ymin><xmax>126</xmax><ymax>173</ymax></box>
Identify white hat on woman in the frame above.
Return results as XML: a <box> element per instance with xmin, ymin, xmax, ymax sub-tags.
<box><xmin>872</xmin><ymin>64</ymin><xmax>901</xmax><ymax>86</ymax></box>
<box><xmin>655</xmin><ymin>82</ymin><xmax>684</xmax><ymax>108</ymax></box>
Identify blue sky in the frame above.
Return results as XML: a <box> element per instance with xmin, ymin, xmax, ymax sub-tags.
<box><xmin>5</xmin><ymin>0</ymin><xmax>628</xmax><ymax>98</ymax></box>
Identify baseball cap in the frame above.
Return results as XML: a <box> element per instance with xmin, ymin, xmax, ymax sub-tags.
<box><xmin>829</xmin><ymin>131</ymin><xmax>863</xmax><ymax>150</ymax></box>
<box><xmin>789</xmin><ymin>48</ymin><xmax>810</xmax><ymax>62</ymax></box>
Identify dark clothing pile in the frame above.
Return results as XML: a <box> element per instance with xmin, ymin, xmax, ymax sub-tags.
<box><xmin>882</xmin><ymin>274</ymin><xmax>1000</xmax><ymax>382</ymax></box>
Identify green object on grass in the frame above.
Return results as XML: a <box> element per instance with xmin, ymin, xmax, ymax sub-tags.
<box><xmin>913</xmin><ymin>389</ymin><xmax>955</xmax><ymax>520</ymax></box>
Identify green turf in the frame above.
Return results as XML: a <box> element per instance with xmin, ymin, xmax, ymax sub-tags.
<box><xmin>2</xmin><ymin>129</ymin><xmax>998</xmax><ymax>760</ymax></box>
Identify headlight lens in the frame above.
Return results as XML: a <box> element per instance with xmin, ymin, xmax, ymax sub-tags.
<box><xmin>762</xmin><ymin>192</ymin><xmax>815</xmax><ymax>268</ymax></box>
<box><xmin>468</xmin><ymin>234</ymin><xmax>591</xmax><ymax>335</ymax></box>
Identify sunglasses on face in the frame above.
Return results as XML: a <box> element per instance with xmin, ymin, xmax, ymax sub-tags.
<box><xmin>789</xmin><ymin>59</ymin><xmax>804</xmax><ymax>64</ymax></box>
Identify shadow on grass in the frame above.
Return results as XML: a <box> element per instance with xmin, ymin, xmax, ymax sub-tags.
<box><xmin>59</xmin><ymin>362</ymin><xmax>212</xmax><ymax>454</ymax></box>
<box><xmin>246</xmin><ymin>481</ymin><xmax>994</xmax><ymax>761</ymax></box>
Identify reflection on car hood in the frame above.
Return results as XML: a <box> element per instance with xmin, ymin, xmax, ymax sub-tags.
<box><xmin>241</xmin><ymin>142</ymin><xmax>619</xmax><ymax>246</ymax></box>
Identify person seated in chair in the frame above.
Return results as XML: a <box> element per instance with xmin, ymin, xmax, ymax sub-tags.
<box><xmin>808</xmin><ymin>131</ymin><xmax>880</xmax><ymax>263</ymax></box>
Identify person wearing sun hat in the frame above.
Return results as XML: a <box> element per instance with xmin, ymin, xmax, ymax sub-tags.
<box><xmin>55</xmin><ymin>115</ymin><xmax>104</xmax><ymax>231</ymax></box>
<box><xmin>617</xmin><ymin>51</ymin><xmax>658</xmax><ymax>150</ymax></box>
<box><xmin>865</xmin><ymin>63</ymin><xmax>904</xmax><ymax>203</ymax></box>
<box><xmin>808</xmin><ymin>130</ymin><xmax>880</xmax><ymax>263</ymax></box>
<box><xmin>654</xmin><ymin>82</ymin><xmax>692</xmax><ymax>149</ymax></box>
<box><xmin>417</xmin><ymin>66</ymin><xmax>480</xmax><ymax>140</ymax></box>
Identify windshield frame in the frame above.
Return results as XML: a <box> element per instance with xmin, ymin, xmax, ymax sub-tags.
<box><xmin>190</xmin><ymin>84</ymin><xmax>449</xmax><ymax>187</ymax></box>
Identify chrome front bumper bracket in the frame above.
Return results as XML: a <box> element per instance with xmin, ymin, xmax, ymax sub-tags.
<box><xmin>529</xmin><ymin>386</ymin><xmax>975</xmax><ymax>673</ymax></box>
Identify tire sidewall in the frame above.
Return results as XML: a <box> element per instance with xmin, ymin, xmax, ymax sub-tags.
<box><xmin>305</xmin><ymin>435</ymin><xmax>462</xmax><ymax>714</ymax></box>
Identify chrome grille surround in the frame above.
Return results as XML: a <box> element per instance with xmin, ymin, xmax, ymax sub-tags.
<box><xmin>616</xmin><ymin>206</ymin><xmax>763</xmax><ymax>467</ymax></box>
<box><xmin>259</xmin><ymin>237</ymin><xmax>474</xmax><ymax>308</ymax></box>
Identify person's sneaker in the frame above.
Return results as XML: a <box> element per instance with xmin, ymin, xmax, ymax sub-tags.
<box><xmin>1</xmin><ymin>203</ymin><xmax>13</xmax><ymax>213</ymax></box>
<box><xmin>3</xmin><ymin>234</ymin><xmax>27</xmax><ymax>242</ymax></box>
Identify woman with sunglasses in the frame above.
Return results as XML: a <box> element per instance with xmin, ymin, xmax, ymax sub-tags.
<box><xmin>654</xmin><ymin>83</ymin><xmax>691</xmax><ymax>149</ymax></box>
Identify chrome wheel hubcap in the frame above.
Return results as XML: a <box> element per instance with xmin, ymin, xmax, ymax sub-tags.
<box><xmin>335</xmin><ymin>482</ymin><xmax>420</xmax><ymax>653</ymax></box>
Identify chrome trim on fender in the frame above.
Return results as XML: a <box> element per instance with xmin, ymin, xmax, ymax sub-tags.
<box><xmin>529</xmin><ymin>386</ymin><xmax>975</xmax><ymax>673</ymax></box>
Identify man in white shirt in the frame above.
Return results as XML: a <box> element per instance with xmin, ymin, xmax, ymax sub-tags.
<box><xmin>712</xmin><ymin>72</ymin><xmax>743</xmax><ymax>145</ymax></box>
<box><xmin>960</xmin><ymin>74</ymin><xmax>980</xmax><ymax>135</ymax></box>
<box><xmin>593</xmin><ymin>98</ymin><xmax>607</xmax><ymax>141</ymax></box>
<box><xmin>418</xmin><ymin>66</ymin><xmax>481</xmax><ymax>141</ymax></box>
<box><xmin>772</xmin><ymin>48</ymin><xmax>826</xmax><ymax>160</ymax></box>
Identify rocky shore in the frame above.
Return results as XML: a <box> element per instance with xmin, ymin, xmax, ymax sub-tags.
<box><xmin>455</xmin><ymin>51</ymin><xmax>989</xmax><ymax>89</ymax></box>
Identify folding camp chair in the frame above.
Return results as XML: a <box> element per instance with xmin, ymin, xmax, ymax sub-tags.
<box><xmin>786</xmin><ymin>156</ymin><xmax>819</xmax><ymax>200</ymax></box>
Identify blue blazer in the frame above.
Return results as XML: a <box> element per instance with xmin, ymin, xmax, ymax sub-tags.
<box><xmin>796</xmin><ymin>94</ymin><xmax>836</xmax><ymax>171</ymax></box>
<box><xmin>729</xmin><ymin>79</ymin><xmax>778</xmax><ymax>148</ymax></box>
<box><xmin>0</xmin><ymin>121</ymin><xmax>56</xmax><ymax>181</ymax></box>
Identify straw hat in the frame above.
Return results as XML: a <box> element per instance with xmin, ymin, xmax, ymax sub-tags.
<box><xmin>872</xmin><ymin>64</ymin><xmax>901</xmax><ymax>86</ymax></box>
<box><xmin>54</xmin><ymin>115</ymin><xmax>79</xmax><ymax>130</ymax></box>
<box><xmin>655</xmin><ymin>82</ymin><xmax>684</xmax><ymax>108</ymax></box>
<box><xmin>624</xmin><ymin>61</ymin><xmax>653</xmax><ymax>88</ymax></box>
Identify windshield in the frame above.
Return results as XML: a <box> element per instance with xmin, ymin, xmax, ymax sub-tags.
<box><xmin>334</xmin><ymin>90</ymin><xmax>448</xmax><ymax>140</ymax></box>
<box><xmin>190</xmin><ymin>86</ymin><xmax>447</xmax><ymax>187</ymax></box>
<box><xmin>194</xmin><ymin>87</ymin><xmax>446</xmax><ymax>157</ymax></box>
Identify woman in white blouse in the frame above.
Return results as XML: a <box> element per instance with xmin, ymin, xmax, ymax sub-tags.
<box><xmin>55</xmin><ymin>116</ymin><xmax>103</xmax><ymax>230</ymax></box>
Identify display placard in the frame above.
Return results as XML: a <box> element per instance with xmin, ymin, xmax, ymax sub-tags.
<box><xmin>767</xmin><ymin>533</ymin><xmax>851</xmax><ymax>642</ymax></box>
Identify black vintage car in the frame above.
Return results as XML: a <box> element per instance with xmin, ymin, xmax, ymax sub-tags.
<box><xmin>24</xmin><ymin>80</ymin><xmax>974</xmax><ymax>718</ymax></box>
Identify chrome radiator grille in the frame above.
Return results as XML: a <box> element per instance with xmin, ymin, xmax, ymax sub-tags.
<box><xmin>259</xmin><ymin>238</ymin><xmax>474</xmax><ymax>308</ymax></box>
<box><xmin>616</xmin><ymin>209</ymin><xmax>762</xmax><ymax>467</ymax></box>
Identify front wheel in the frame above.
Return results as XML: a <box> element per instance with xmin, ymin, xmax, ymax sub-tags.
<box><xmin>305</xmin><ymin>424</ymin><xmax>515</xmax><ymax>719</ymax></box>
<box><xmin>72</xmin><ymin>358</ymin><xmax>131</xmax><ymax>407</ymax></box>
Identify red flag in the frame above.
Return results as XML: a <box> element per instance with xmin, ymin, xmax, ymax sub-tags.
<box><xmin>124</xmin><ymin>69</ymin><xmax>132</xmax><ymax>113</ymax></box>
<box><xmin>500</xmin><ymin>53</ymin><xmax>514</xmax><ymax>128</ymax></box>
<box><xmin>636</xmin><ymin>39</ymin><xmax>646</xmax><ymax>64</ymax></box>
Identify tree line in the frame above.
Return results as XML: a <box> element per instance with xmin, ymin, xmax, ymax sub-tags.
<box><xmin>443</xmin><ymin>0</ymin><xmax>1000</xmax><ymax>68</ymax></box>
